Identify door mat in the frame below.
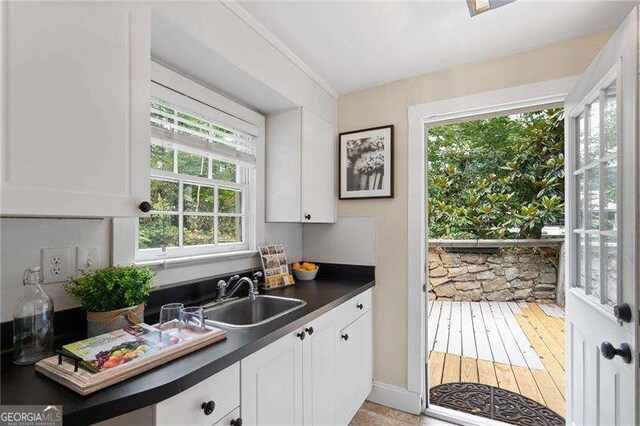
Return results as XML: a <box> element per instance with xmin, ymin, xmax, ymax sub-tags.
<box><xmin>430</xmin><ymin>382</ymin><xmax>565</xmax><ymax>426</ymax></box>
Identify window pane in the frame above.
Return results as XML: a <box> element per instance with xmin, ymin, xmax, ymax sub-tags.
<box><xmin>588</xmin><ymin>99</ymin><xmax>600</xmax><ymax>163</ymax></box>
<box><xmin>219</xmin><ymin>188</ymin><xmax>242</xmax><ymax>214</ymax></box>
<box><xmin>150</xmin><ymin>144</ymin><xmax>174</xmax><ymax>172</ymax></box>
<box><xmin>184</xmin><ymin>215</ymin><xmax>214</xmax><ymax>246</ymax></box>
<box><xmin>586</xmin><ymin>166</ymin><xmax>600</xmax><ymax>229</ymax></box>
<box><xmin>587</xmin><ymin>234</ymin><xmax>600</xmax><ymax>299</ymax></box>
<box><xmin>150</xmin><ymin>101</ymin><xmax>175</xmax><ymax>129</ymax></box>
<box><xmin>576</xmin><ymin>174</ymin><xmax>584</xmax><ymax>229</ymax></box>
<box><xmin>183</xmin><ymin>184</ymin><xmax>215</xmax><ymax>213</ymax></box>
<box><xmin>218</xmin><ymin>217</ymin><xmax>242</xmax><ymax>243</ymax></box>
<box><xmin>150</xmin><ymin>178</ymin><xmax>179</xmax><ymax>211</ymax></box>
<box><xmin>139</xmin><ymin>215</ymin><xmax>179</xmax><ymax>249</ymax></box>
<box><xmin>604</xmin><ymin>81</ymin><xmax>617</xmax><ymax>156</ymax></box>
<box><xmin>178</xmin><ymin>151</ymin><xmax>208</xmax><ymax>177</ymax></box>
<box><xmin>576</xmin><ymin>233</ymin><xmax>585</xmax><ymax>288</ymax></box>
<box><xmin>577</xmin><ymin>113</ymin><xmax>585</xmax><ymax>168</ymax></box>
<box><xmin>604</xmin><ymin>235</ymin><xmax>618</xmax><ymax>304</ymax></box>
<box><xmin>604</xmin><ymin>159</ymin><xmax>617</xmax><ymax>230</ymax></box>
<box><xmin>212</xmin><ymin>159</ymin><xmax>237</xmax><ymax>182</ymax></box>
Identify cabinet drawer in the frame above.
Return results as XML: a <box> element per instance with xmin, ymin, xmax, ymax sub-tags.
<box><xmin>213</xmin><ymin>408</ymin><xmax>240</xmax><ymax>426</ymax></box>
<box><xmin>334</xmin><ymin>289</ymin><xmax>372</xmax><ymax>330</ymax></box>
<box><xmin>156</xmin><ymin>363</ymin><xmax>239</xmax><ymax>426</ymax></box>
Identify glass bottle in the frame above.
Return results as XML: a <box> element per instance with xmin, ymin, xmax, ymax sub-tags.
<box><xmin>13</xmin><ymin>267</ymin><xmax>54</xmax><ymax>365</ymax></box>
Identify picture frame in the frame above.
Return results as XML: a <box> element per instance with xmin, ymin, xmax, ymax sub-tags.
<box><xmin>339</xmin><ymin>125</ymin><xmax>394</xmax><ymax>199</ymax></box>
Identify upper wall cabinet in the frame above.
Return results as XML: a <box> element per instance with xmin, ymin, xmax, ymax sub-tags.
<box><xmin>1</xmin><ymin>2</ymin><xmax>150</xmax><ymax>217</ymax></box>
<box><xmin>266</xmin><ymin>107</ymin><xmax>336</xmax><ymax>223</ymax></box>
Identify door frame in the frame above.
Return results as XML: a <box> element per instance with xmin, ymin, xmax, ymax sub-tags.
<box><xmin>407</xmin><ymin>76</ymin><xmax>577</xmax><ymax>423</ymax></box>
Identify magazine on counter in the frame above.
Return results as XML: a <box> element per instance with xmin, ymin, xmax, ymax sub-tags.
<box><xmin>62</xmin><ymin>323</ymin><xmax>183</xmax><ymax>374</ymax></box>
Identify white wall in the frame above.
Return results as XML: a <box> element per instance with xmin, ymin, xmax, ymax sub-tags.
<box><xmin>0</xmin><ymin>218</ymin><xmax>111</xmax><ymax>322</ymax></box>
<box><xmin>0</xmin><ymin>219</ymin><xmax>301</xmax><ymax>320</ymax></box>
<box><xmin>302</xmin><ymin>217</ymin><xmax>375</xmax><ymax>265</ymax></box>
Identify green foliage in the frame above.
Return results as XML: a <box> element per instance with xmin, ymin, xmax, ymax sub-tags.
<box><xmin>428</xmin><ymin>108</ymin><xmax>564</xmax><ymax>239</ymax></box>
<box><xmin>64</xmin><ymin>266</ymin><xmax>154</xmax><ymax>312</ymax></box>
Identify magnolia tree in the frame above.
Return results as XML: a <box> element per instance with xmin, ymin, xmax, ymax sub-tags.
<box><xmin>427</xmin><ymin>108</ymin><xmax>564</xmax><ymax>239</ymax></box>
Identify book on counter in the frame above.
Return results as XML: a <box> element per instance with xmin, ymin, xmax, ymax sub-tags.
<box><xmin>62</xmin><ymin>323</ymin><xmax>185</xmax><ymax>374</ymax></box>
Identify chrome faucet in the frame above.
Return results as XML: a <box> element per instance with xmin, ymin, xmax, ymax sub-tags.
<box><xmin>217</xmin><ymin>271</ymin><xmax>263</xmax><ymax>302</ymax></box>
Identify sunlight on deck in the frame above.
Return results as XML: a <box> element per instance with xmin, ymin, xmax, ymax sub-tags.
<box><xmin>428</xmin><ymin>301</ymin><xmax>566</xmax><ymax>417</ymax></box>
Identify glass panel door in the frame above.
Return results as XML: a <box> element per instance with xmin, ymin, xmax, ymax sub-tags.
<box><xmin>572</xmin><ymin>77</ymin><xmax>620</xmax><ymax>305</ymax></box>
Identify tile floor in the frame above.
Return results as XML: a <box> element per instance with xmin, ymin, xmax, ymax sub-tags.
<box><xmin>350</xmin><ymin>401</ymin><xmax>455</xmax><ymax>426</ymax></box>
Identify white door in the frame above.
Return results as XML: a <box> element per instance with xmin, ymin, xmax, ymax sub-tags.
<box><xmin>565</xmin><ymin>8</ymin><xmax>638</xmax><ymax>426</ymax></box>
<box><xmin>335</xmin><ymin>310</ymin><xmax>373</xmax><ymax>425</ymax></box>
<box><xmin>302</xmin><ymin>311</ymin><xmax>336</xmax><ymax>426</ymax></box>
<box><xmin>301</xmin><ymin>107</ymin><xmax>337</xmax><ymax>223</ymax></box>
<box><xmin>241</xmin><ymin>331</ymin><xmax>304</xmax><ymax>425</ymax></box>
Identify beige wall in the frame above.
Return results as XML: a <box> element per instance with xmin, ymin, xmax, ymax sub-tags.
<box><xmin>337</xmin><ymin>30</ymin><xmax>612</xmax><ymax>389</ymax></box>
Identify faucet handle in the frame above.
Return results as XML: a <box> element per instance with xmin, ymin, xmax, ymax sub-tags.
<box><xmin>217</xmin><ymin>279</ymin><xmax>228</xmax><ymax>289</ymax></box>
<box><xmin>252</xmin><ymin>271</ymin><xmax>263</xmax><ymax>280</ymax></box>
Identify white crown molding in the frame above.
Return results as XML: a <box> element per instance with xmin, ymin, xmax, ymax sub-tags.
<box><xmin>222</xmin><ymin>1</ymin><xmax>339</xmax><ymax>100</ymax></box>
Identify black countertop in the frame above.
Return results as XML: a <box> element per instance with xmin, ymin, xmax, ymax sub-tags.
<box><xmin>0</xmin><ymin>265</ymin><xmax>374</xmax><ymax>425</ymax></box>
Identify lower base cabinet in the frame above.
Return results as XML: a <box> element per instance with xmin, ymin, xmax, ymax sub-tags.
<box><xmin>96</xmin><ymin>289</ymin><xmax>373</xmax><ymax>426</ymax></box>
<box><xmin>241</xmin><ymin>289</ymin><xmax>373</xmax><ymax>426</ymax></box>
<box><xmin>240</xmin><ymin>330</ymin><xmax>304</xmax><ymax>425</ymax></box>
<box><xmin>335</xmin><ymin>310</ymin><xmax>373</xmax><ymax>425</ymax></box>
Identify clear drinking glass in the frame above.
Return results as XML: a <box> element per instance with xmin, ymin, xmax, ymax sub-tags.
<box><xmin>179</xmin><ymin>307</ymin><xmax>205</xmax><ymax>340</ymax></box>
<box><xmin>13</xmin><ymin>267</ymin><xmax>54</xmax><ymax>365</ymax></box>
<box><xmin>159</xmin><ymin>303</ymin><xmax>184</xmax><ymax>331</ymax></box>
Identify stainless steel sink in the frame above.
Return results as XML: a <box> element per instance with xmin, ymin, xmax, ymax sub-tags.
<box><xmin>203</xmin><ymin>295</ymin><xmax>306</xmax><ymax>328</ymax></box>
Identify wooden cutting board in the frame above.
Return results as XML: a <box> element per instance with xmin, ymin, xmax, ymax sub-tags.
<box><xmin>35</xmin><ymin>325</ymin><xmax>227</xmax><ymax>395</ymax></box>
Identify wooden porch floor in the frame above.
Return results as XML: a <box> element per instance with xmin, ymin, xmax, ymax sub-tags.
<box><xmin>428</xmin><ymin>301</ymin><xmax>566</xmax><ymax>417</ymax></box>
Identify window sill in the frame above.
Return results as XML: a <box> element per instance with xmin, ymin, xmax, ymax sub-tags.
<box><xmin>135</xmin><ymin>249</ymin><xmax>259</xmax><ymax>270</ymax></box>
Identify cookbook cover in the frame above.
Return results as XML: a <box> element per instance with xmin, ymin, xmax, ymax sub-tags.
<box><xmin>62</xmin><ymin>324</ymin><xmax>182</xmax><ymax>373</ymax></box>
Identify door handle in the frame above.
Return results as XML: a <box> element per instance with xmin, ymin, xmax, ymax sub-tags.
<box><xmin>600</xmin><ymin>341</ymin><xmax>632</xmax><ymax>364</ymax></box>
<box><xmin>613</xmin><ymin>303</ymin><xmax>632</xmax><ymax>325</ymax></box>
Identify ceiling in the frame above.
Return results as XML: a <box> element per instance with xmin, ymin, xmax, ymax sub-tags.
<box><xmin>239</xmin><ymin>1</ymin><xmax>636</xmax><ymax>95</ymax></box>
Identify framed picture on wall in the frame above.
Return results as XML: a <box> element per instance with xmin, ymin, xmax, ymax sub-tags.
<box><xmin>339</xmin><ymin>125</ymin><xmax>394</xmax><ymax>199</ymax></box>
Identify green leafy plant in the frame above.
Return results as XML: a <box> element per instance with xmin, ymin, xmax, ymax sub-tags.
<box><xmin>64</xmin><ymin>266</ymin><xmax>154</xmax><ymax>312</ymax></box>
<box><xmin>427</xmin><ymin>108</ymin><xmax>564</xmax><ymax>239</ymax></box>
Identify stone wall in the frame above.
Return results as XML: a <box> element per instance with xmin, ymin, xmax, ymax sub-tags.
<box><xmin>428</xmin><ymin>248</ymin><xmax>559</xmax><ymax>303</ymax></box>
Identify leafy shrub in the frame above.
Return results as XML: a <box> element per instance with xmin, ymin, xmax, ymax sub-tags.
<box><xmin>64</xmin><ymin>266</ymin><xmax>154</xmax><ymax>312</ymax></box>
<box><xmin>428</xmin><ymin>108</ymin><xmax>564</xmax><ymax>239</ymax></box>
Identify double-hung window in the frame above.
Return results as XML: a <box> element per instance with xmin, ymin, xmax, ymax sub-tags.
<box><xmin>136</xmin><ymin>78</ymin><xmax>258</xmax><ymax>261</ymax></box>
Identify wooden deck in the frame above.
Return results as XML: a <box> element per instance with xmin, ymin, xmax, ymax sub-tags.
<box><xmin>428</xmin><ymin>301</ymin><xmax>566</xmax><ymax>417</ymax></box>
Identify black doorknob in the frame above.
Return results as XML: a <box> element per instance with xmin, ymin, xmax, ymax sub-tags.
<box><xmin>600</xmin><ymin>341</ymin><xmax>632</xmax><ymax>364</ymax></box>
<box><xmin>356</xmin><ymin>303</ymin><xmax>364</xmax><ymax>310</ymax></box>
<box><xmin>304</xmin><ymin>213</ymin><xmax>311</xmax><ymax>220</ymax></box>
<box><xmin>201</xmin><ymin>400</ymin><xmax>215</xmax><ymax>415</ymax></box>
<box><xmin>614</xmin><ymin>303</ymin><xmax>632</xmax><ymax>324</ymax></box>
<box><xmin>305</xmin><ymin>327</ymin><xmax>314</xmax><ymax>335</ymax></box>
<box><xmin>297</xmin><ymin>331</ymin><xmax>306</xmax><ymax>340</ymax></box>
<box><xmin>230</xmin><ymin>418</ymin><xmax>243</xmax><ymax>426</ymax></box>
<box><xmin>341</xmin><ymin>334</ymin><xmax>349</xmax><ymax>341</ymax></box>
<box><xmin>138</xmin><ymin>201</ymin><xmax>152</xmax><ymax>213</ymax></box>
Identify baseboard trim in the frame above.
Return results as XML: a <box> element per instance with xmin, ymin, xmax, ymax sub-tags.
<box><xmin>367</xmin><ymin>381</ymin><xmax>422</xmax><ymax>415</ymax></box>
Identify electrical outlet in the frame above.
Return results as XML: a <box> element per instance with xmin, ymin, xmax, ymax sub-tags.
<box><xmin>76</xmin><ymin>246</ymin><xmax>100</xmax><ymax>274</ymax></box>
<box><xmin>41</xmin><ymin>248</ymin><xmax>70</xmax><ymax>284</ymax></box>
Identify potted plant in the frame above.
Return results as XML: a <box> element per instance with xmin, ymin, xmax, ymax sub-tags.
<box><xmin>64</xmin><ymin>266</ymin><xmax>154</xmax><ymax>337</ymax></box>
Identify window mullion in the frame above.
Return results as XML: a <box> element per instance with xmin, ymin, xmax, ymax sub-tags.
<box><xmin>178</xmin><ymin>179</ymin><xmax>184</xmax><ymax>248</ymax></box>
<box><xmin>214</xmin><ymin>184</ymin><xmax>219</xmax><ymax>246</ymax></box>
<box><xmin>598</xmin><ymin>89</ymin><xmax>607</xmax><ymax>304</ymax></box>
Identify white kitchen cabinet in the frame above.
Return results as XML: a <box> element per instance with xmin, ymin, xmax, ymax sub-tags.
<box><xmin>155</xmin><ymin>363</ymin><xmax>240</xmax><ymax>426</ymax></box>
<box><xmin>266</xmin><ymin>107</ymin><xmax>336</xmax><ymax>223</ymax></box>
<box><xmin>241</xmin><ymin>330</ymin><xmax>304</xmax><ymax>425</ymax></box>
<box><xmin>302</xmin><ymin>310</ymin><xmax>337</xmax><ymax>425</ymax></box>
<box><xmin>1</xmin><ymin>1</ymin><xmax>150</xmax><ymax>217</ymax></box>
<box><xmin>335</xmin><ymin>310</ymin><xmax>373</xmax><ymax>426</ymax></box>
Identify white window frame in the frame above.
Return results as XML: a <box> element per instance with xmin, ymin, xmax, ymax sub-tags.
<box><xmin>113</xmin><ymin>63</ymin><xmax>265</xmax><ymax>267</ymax></box>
